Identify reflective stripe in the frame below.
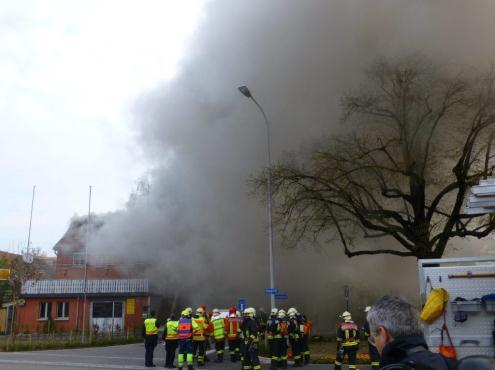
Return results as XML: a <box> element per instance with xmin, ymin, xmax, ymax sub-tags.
<box><xmin>144</xmin><ymin>318</ymin><xmax>158</xmax><ymax>335</ymax></box>
<box><xmin>335</xmin><ymin>361</ymin><xmax>342</xmax><ymax>365</ymax></box>
<box><xmin>372</xmin><ymin>362</ymin><xmax>380</xmax><ymax>365</ymax></box>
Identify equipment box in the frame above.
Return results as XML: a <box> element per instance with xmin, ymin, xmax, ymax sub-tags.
<box><xmin>418</xmin><ymin>257</ymin><xmax>495</xmax><ymax>359</ymax></box>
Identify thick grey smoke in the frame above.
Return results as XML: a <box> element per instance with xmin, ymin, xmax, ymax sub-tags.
<box><xmin>87</xmin><ymin>0</ymin><xmax>495</xmax><ymax>332</ymax></box>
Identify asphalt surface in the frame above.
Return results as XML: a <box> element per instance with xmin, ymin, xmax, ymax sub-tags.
<box><xmin>0</xmin><ymin>343</ymin><xmax>371</xmax><ymax>369</ymax></box>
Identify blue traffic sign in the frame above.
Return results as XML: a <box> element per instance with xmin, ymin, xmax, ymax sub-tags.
<box><xmin>265</xmin><ymin>288</ymin><xmax>279</xmax><ymax>294</ymax></box>
<box><xmin>238</xmin><ymin>298</ymin><xmax>247</xmax><ymax>312</ymax></box>
<box><xmin>275</xmin><ymin>293</ymin><xmax>288</xmax><ymax>301</ymax></box>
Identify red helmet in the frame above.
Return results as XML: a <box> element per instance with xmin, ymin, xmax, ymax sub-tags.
<box><xmin>229</xmin><ymin>306</ymin><xmax>236</xmax><ymax>314</ymax></box>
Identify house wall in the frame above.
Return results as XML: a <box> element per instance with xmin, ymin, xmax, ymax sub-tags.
<box><xmin>15</xmin><ymin>296</ymin><xmax>149</xmax><ymax>335</ymax></box>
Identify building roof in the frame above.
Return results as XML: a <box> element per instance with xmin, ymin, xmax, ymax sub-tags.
<box><xmin>53</xmin><ymin>216</ymin><xmax>104</xmax><ymax>254</ymax></box>
<box><xmin>21</xmin><ymin>278</ymin><xmax>149</xmax><ymax>297</ymax></box>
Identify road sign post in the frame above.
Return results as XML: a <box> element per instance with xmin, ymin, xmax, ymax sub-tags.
<box><xmin>265</xmin><ymin>288</ymin><xmax>279</xmax><ymax>294</ymax></box>
<box><xmin>274</xmin><ymin>293</ymin><xmax>288</xmax><ymax>301</ymax></box>
<box><xmin>238</xmin><ymin>298</ymin><xmax>247</xmax><ymax>313</ymax></box>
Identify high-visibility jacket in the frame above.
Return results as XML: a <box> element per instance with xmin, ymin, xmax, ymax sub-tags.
<box><xmin>165</xmin><ymin>320</ymin><xmax>179</xmax><ymax>340</ymax></box>
<box><xmin>211</xmin><ymin>316</ymin><xmax>226</xmax><ymax>341</ymax></box>
<box><xmin>178</xmin><ymin>317</ymin><xmax>198</xmax><ymax>340</ymax></box>
<box><xmin>275</xmin><ymin>319</ymin><xmax>288</xmax><ymax>338</ymax></box>
<box><xmin>144</xmin><ymin>318</ymin><xmax>158</xmax><ymax>335</ymax></box>
<box><xmin>225</xmin><ymin>315</ymin><xmax>241</xmax><ymax>340</ymax></box>
<box><xmin>193</xmin><ymin>316</ymin><xmax>208</xmax><ymax>341</ymax></box>
<box><xmin>337</xmin><ymin>321</ymin><xmax>359</xmax><ymax>347</ymax></box>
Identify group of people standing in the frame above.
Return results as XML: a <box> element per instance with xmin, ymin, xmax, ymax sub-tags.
<box><xmin>143</xmin><ymin>305</ymin><xmax>311</xmax><ymax>369</ymax></box>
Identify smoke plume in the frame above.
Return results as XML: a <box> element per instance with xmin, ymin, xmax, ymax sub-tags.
<box><xmin>85</xmin><ymin>0</ymin><xmax>495</xmax><ymax>332</ymax></box>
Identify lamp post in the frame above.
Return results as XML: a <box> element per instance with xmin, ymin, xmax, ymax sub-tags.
<box><xmin>238</xmin><ymin>85</ymin><xmax>276</xmax><ymax>309</ymax></box>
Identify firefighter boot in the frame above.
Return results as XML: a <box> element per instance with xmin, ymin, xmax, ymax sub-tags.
<box><xmin>304</xmin><ymin>354</ymin><xmax>310</xmax><ymax>365</ymax></box>
<box><xmin>187</xmin><ymin>366</ymin><xmax>194</xmax><ymax>370</ymax></box>
<box><xmin>293</xmin><ymin>358</ymin><xmax>303</xmax><ymax>367</ymax></box>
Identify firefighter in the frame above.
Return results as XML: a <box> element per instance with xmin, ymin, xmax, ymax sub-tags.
<box><xmin>192</xmin><ymin>307</ymin><xmax>208</xmax><ymax>366</ymax></box>
<box><xmin>335</xmin><ymin>311</ymin><xmax>359</xmax><ymax>370</ymax></box>
<box><xmin>143</xmin><ymin>310</ymin><xmax>161</xmax><ymax>368</ymax></box>
<box><xmin>276</xmin><ymin>309</ymin><xmax>289</xmax><ymax>369</ymax></box>
<box><xmin>287</xmin><ymin>307</ymin><xmax>303</xmax><ymax>367</ymax></box>
<box><xmin>363</xmin><ymin>306</ymin><xmax>380</xmax><ymax>370</ymax></box>
<box><xmin>266</xmin><ymin>307</ymin><xmax>280</xmax><ymax>369</ymax></box>
<box><xmin>241</xmin><ymin>307</ymin><xmax>262</xmax><ymax>370</ymax></box>
<box><xmin>162</xmin><ymin>315</ymin><xmax>179</xmax><ymax>369</ymax></box>
<box><xmin>297</xmin><ymin>311</ymin><xmax>312</xmax><ymax>364</ymax></box>
<box><xmin>225</xmin><ymin>306</ymin><xmax>242</xmax><ymax>362</ymax></box>
<box><xmin>178</xmin><ymin>309</ymin><xmax>198</xmax><ymax>370</ymax></box>
<box><xmin>211</xmin><ymin>308</ymin><xmax>226</xmax><ymax>362</ymax></box>
<box><xmin>199</xmin><ymin>305</ymin><xmax>211</xmax><ymax>362</ymax></box>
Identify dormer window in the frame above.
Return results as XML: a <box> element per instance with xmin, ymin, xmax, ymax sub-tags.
<box><xmin>73</xmin><ymin>252</ymin><xmax>85</xmax><ymax>266</ymax></box>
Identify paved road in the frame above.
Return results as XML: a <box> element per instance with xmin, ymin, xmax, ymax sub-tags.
<box><xmin>0</xmin><ymin>343</ymin><xmax>370</xmax><ymax>369</ymax></box>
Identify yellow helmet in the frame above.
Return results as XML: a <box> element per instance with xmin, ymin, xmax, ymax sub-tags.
<box><xmin>181</xmin><ymin>309</ymin><xmax>189</xmax><ymax>317</ymax></box>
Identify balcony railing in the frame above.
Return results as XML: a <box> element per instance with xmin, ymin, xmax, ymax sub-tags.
<box><xmin>21</xmin><ymin>279</ymin><xmax>149</xmax><ymax>296</ymax></box>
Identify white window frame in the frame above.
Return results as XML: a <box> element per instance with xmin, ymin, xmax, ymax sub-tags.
<box><xmin>72</xmin><ymin>252</ymin><xmax>85</xmax><ymax>266</ymax></box>
<box><xmin>56</xmin><ymin>301</ymin><xmax>69</xmax><ymax>320</ymax></box>
<box><xmin>38</xmin><ymin>301</ymin><xmax>50</xmax><ymax>320</ymax></box>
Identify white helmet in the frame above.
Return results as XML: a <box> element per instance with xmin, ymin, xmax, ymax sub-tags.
<box><xmin>277</xmin><ymin>309</ymin><xmax>286</xmax><ymax>319</ymax></box>
<box><xmin>236</xmin><ymin>310</ymin><xmax>241</xmax><ymax>318</ymax></box>
<box><xmin>270</xmin><ymin>308</ymin><xmax>278</xmax><ymax>315</ymax></box>
<box><xmin>364</xmin><ymin>306</ymin><xmax>371</xmax><ymax>313</ymax></box>
<box><xmin>212</xmin><ymin>308</ymin><xmax>220</xmax><ymax>316</ymax></box>
<box><xmin>244</xmin><ymin>307</ymin><xmax>256</xmax><ymax>317</ymax></box>
<box><xmin>287</xmin><ymin>307</ymin><xmax>297</xmax><ymax>316</ymax></box>
<box><xmin>341</xmin><ymin>311</ymin><xmax>352</xmax><ymax>320</ymax></box>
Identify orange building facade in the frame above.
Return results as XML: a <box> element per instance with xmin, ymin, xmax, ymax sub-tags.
<box><xmin>15</xmin><ymin>219</ymin><xmax>150</xmax><ymax>336</ymax></box>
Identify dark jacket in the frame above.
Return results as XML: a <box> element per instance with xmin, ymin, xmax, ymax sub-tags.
<box><xmin>380</xmin><ymin>335</ymin><xmax>453</xmax><ymax>370</ymax></box>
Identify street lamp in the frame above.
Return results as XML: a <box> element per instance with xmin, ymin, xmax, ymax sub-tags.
<box><xmin>238</xmin><ymin>85</ymin><xmax>276</xmax><ymax>309</ymax></box>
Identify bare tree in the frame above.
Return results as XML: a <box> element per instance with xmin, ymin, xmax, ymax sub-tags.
<box><xmin>253</xmin><ymin>56</ymin><xmax>495</xmax><ymax>258</ymax></box>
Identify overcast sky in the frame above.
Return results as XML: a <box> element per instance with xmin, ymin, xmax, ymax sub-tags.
<box><xmin>0</xmin><ymin>0</ymin><xmax>204</xmax><ymax>255</ymax></box>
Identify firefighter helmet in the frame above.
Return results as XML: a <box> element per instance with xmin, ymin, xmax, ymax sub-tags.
<box><xmin>341</xmin><ymin>311</ymin><xmax>352</xmax><ymax>320</ymax></box>
<box><xmin>212</xmin><ymin>308</ymin><xmax>220</xmax><ymax>316</ymax></box>
<box><xmin>244</xmin><ymin>307</ymin><xmax>256</xmax><ymax>317</ymax></box>
<box><xmin>196</xmin><ymin>307</ymin><xmax>205</xmax><ymax>315</ymax></box>
<box><xmin>185</xmin><ymin>307</ymin><xmax>193</xmax><ymax>314</ymax></box>
<box><xmin>236</xmin><ymin>310</ymin><xmax>241</xmax><ymax>318</ymax></box>
<box><xmin>277</xmin><ymin>309</ymin><xmax>286</xmax><ymax>318</ymax></box>
<box><xmin>270</xmin><ymin>308</ymin><xmax>278</xmax><ymax>315</ymax></box>
<box><xmin>181</xmin><ymin>309</ymin><xmax>189</xmax><ymax>317</ymax></box>
<box><xmin>287</xmin><ymin>307</ymin><xmax>297</xmax><ymax>316</ymax></box>
<box><xmin>364</xmin><ymin>306</ymin><xmax>371</xmax><ymax>313</ymax></box>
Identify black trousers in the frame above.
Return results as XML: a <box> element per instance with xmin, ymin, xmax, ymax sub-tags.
<box><xmin>215</xmin><ymin>340</ymin><xmax>225</xmax><ymax>360</ymax></box>
<box><xmin>144</xmin><ymin>335</ymin><xmax>158</xmax><ymax>367</ymax></box>
<box><xmin>300</xmin><ymin>335</ymin><xmax>310</xmax><ymax>363</ymax></box>
<box><xmin>335</xmin><ymin>345</ymin><xmax>357</xmax><ymax>370</ymax></box>
<box><xmin>165</xmin><ymin>339</ymin><xmax>178</xmax><ymax>367</ymax></box>
<box><xmin>289</xmin><ymin>337</ymin><xmax>302</xmax><ymax>364</ymax></box>
<box><xmin>227</xmin><ymin>338</ymin><xmax>240</xmax><ymax>361</ymax></box>
<box><xmin>193</xmin><ymin>340</ymin><xmax>206</xmax><ymax>364</ymax></box>
<box><xmin>242</xmin><ymin>341</ymin><xmax>261</xmax><ymax>370</ymax></box>
<box><xmin>275</xmin><ymin>337</ymin><xmax>288</xmax><ymax>367</ymax></box>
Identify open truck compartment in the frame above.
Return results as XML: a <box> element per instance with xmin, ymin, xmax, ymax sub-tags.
<box><xmin>418</xmin><ymin>256</ymin><xmax>495</xmax><ymax>359</ymax></box>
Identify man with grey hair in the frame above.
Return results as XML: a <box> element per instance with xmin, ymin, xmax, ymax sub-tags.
<box><xmin>366</xmin><ymin>296</ymin><xmax>454</xmax><ymax>370</ymax></box>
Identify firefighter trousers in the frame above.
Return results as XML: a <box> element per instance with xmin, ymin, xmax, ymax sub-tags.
<box><xmin>178</xmin><ymin>339</ymin><xmax>194</xmax><ymax>369</ymax></box>
<box><xmin>165</xmin><ymin>339</ymin><xmax>178</xmax><ymax>368</ymax></box>
<box><xmin>242</xmin><ymin>341</ymin><xmax>261</xmax><ymax>370</ymax></box>
<box><xmin>300</xmin><ymin>335</ymin><xmax>310</xmax><ymax>364</ymax></box>
<box><xmin>193</xmin><ymin>340</ymin><xmax>206</xmax><ymax>365</ymax></box>
<box><xmin>275</xmin><ymin>337</ymin><xmax>288</xmax><ymax>368</ymax></box>
<box><xmin>369</xmin><ymin>343</ymin><xmax>380</xmax><ymax>370</ymax></box>
<box><xmin>214</xmin><ymin>339</ymin><xmax>225</xmax><ymax>361</ymax></box>
<box><xmin>334</xmin><ymin>344</ymin><xmax>357</xmax><ymax>370</ymax></box>
<box><xmin>289</xmin><ymin>337</ymin><xmax>302</xmax><ymax>366</ymax></box>
<box><xmin>228</xmin><ymin>338</ymin><xmax>240</xmax><ymax>361</ymax></box>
